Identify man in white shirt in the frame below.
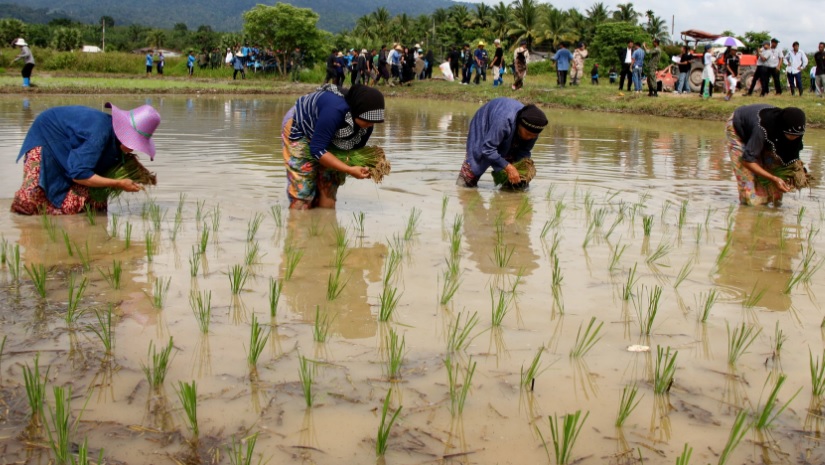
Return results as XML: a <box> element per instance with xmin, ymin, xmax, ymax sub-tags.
<box><xmin>617</xmin><ymin>40</ymin><xmax>633</xmax><ymax>91</ymax></box>
<box><xmin>784</xmin><ymin>41</ymin><xmax>808</xmax><ymax>96</ymax></box>
<box><xmin>765</xmin><ymin>38</ymin><xmax>784</xmax><ymax>95</ymax></box>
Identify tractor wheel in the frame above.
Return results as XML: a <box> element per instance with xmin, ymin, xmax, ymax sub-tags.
<box><xmin>688</xmin><ymin>67</ymin><xmax>703</xmax><ymax>92</ymax></box>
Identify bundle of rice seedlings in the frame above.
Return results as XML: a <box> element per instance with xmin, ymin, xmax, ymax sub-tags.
<box><xmin>757</xmin><ymin>160</ymin><xmax>814</xmax><ymax>191</ymax></box>
<box><xmin>492</xmin><ymin>158</ymin><xmax>536</xmax><ymax>186</ymax></box>
<box><xmin>90</xmin><ymin>153</ymin><xmax>157</xmax><ymax>202</ymax></box>
<box><xmin>329</xmin><ymin>146</ymin><xmax>391</xmax><ymax>183</ymax></box>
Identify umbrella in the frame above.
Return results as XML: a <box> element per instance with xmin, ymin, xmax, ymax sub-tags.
<box><xmin>712</xmin><ymin>36</ymin><xmax>745</xmax><ymax>48</ymax></box>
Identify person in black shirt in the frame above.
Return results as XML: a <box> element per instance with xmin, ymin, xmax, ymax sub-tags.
<box><xmin>724</xmin><ymin>47</ymin><xmax>740</xmax><ymax>101</ymax></box>
<box><xmin>617</xmin><ymin>40</ymin><xmax>634</xmax><ymax>91</ymax></box>
<box><xmin>676</xmin><ymin>45</ymin><xmax>693</xmax><ymax>94</ymax></box>
<box><xmin>325</xmin><ymin>49</ymin><xmax>339</xmax><ymax>85</ymax></box>
<box><xmin>448</xmin><ymin>46</ymin><xmax>461</xmax><ymax>80</ymax></box>
<box><xmin>491</xmin><ymin>39</ymin><xmax>505</xmax><ymax>86</ymax></box>
<box><xmin>814</xmin><ymin>42</ymin><xmax>825</xmax><ymax>97</ymax></box>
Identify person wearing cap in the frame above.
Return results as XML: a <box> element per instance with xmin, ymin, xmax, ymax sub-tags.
<box><xmin>571</xmin><ymin>43</ymin><xmax>588</xmax><ymax>86</ymax></box>
<box><xmin>282</xmin><ymin>84</ymin><xmax>386</xmax><ymax>209</ymax></box>
<box><xmin>747</xmin><ymin>40</ymin><xmax>772</xmax><ymax>96</ymax></box>
<box><xmin>765</xmin><ymin>38</ymin><xmax>784</xmax><ymax>95</ymax></box>
<box><xmin>11</xmin><ymin>103</ymin><xmax>161</xmax><ymax>215</ymax></box>
<box><xmin>12</xmin><ymin>38</ymin><xmax>35</xmax><ymax>88</ymax></box>
<box><xmin>512</xmin><ymin>41</ymin><xmax>530</xmax><ymax>90</ymax></box>
<box><xmin>490</xmin><ymin>39</ymin><xmax>504</xmax><ymax>87</ymax></box>
<box><xmin>726</xmin><ymin>104</ymin><xmax>807</xmax><ymax>206</ymax></box>
<box><xmin>457</xmin><ymin>98</ymin><xmax>548</xmax><ymax>189</ymax></box>
<box><xmin>551</xmin><ymin>42</ymin><xmax>574</xmax><ymax>87</ymax></box>
<box><xmin>473</xmin><ymin>41</ymin><xmax>489</xmax><ymax>85</ymax></box>
<box><xmin>784</xmin><ymin>41</ymin><xmax>808</xmax><ymax>96</ymax></box>
<box><xmin>231</xmin><ymin>51</ymin><xmax>246</xmax><ymax>80</ymax></box>
<box><xmin>390</xmin><ymin>45</ymin><xmax>403</xmax><ymax>85</ymax></box>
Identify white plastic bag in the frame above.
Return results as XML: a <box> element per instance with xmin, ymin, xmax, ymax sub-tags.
<box><xmin>439</xmin><ymin>62</ymin><xmax>454</xmax><ymax>82</ymax></box>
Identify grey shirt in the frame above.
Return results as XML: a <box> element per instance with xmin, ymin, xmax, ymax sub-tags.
<box><xmin>14</xmin><ymin>46</ymin><xmax>35</xmax><ymax>65</ymax></box>
<box><xmin>766</xmin><ymin>47</ymin><xmax>783</xmax><ymax>68</ymax></box>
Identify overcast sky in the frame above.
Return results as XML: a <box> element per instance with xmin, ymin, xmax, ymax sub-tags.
<box><xmin>464</xmin><ymin>0</ymin><xmax>823</xmax><ymax>52</ymax></box>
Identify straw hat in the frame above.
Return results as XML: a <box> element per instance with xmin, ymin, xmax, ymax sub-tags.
<box><xmin>14</xmin><ymin>38</ymin><xmax>28</xmax><ymax>46</ymax></box>
<box><xmin>415</xmin><ymin>43</ymin><xmax>420</xmax><ymax>48</ymax></box>
<box><xmin>395</xmin><ymin>45</ymin><xmax>403</xmax><ymax>51</ymax></box>
<box><xmin>337</xmin><ymin>51</ymin><xmax>344</xmax><ymax>57</ymax></box>
<box><xmin>105</xmin><ymin>103</ymin><xmax>161</xmax><ymax>160</ymax></box>
<box><xmin>478</xmin><ymin>41</ymin><xmax>486</xmax><ymax>47</ymax></box>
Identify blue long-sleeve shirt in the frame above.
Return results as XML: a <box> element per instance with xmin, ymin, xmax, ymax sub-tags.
<box><xmin>552</xmin><ymin>48</ymin><xmax>573</xmax><ymax>71</ymax></box>
<box><xmin>632</xmin><ymin>48</ymin><xmax>645</xmax><ymax>69</ymax></box>
<box><xmin>17</xmin><ymin>106</ymin><xmax>122</xmax><ymax>207</ymax></box>
<box><xmin>290</xmin><ymin>91</ymin><xmax>373</xmax><ymax>159</ymax></box>
<box><xmin>465</xmin><ymin>98</ymin><xmax>537</xmax><ymax>176</ymax></box>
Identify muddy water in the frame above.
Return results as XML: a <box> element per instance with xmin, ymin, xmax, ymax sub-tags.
<box><xmin>1</xmin><ymin>95</ymin><xmax>825</xmax><ymax>464</ymax></box>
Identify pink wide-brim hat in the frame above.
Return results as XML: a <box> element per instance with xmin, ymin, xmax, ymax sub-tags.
<box><xmin>105</xmin><ymin>102</ymin><xmax>161</xmax><ymax>160</ymax></box>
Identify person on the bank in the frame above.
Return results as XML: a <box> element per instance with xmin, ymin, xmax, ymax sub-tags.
<box><xmin>699</xmin><ymin>44</ymin><xmax>714</xmax><ymax>98</ymax></box>
<box><xmin>512</xmin><ymin>41</ymin><xmax>529</xmax><ymax>90</ymax></box>
<box><xmin>617</xmin><ymin>40</ymin><xmax>633</xmax><ymax>92</ymax></box>
<box><xmin>747</xmin><ymin>40</ymin><xmax>771</xmax><ymax>96</ymax></box>
<box><xmin>765</xmin><ymin>38</ymin><xmax>784</xmax><ymax>95</ymax></box>
<box><xmin>571</xmin><ymin>42</ymin><xmax>588</xmax><ymax>86</ymax></box>
<box><xmin>490</xmin><ymin>39</ymin><xmax>504</xmax><ymax>87</ymax></box>
<box><xmin>551</xmin><ymin>42</ymin><xmax>573</xmax><ymax>87</ymax></box>
<box><xmin>726</xmin><ymin>104</ymin><xmax>805</xmax><ymax>206</ymax></box>
<box><xmin>231</xmin><ymin>52</ymin><xmax>246</xmax><ymax>80</ymax></box>
<box><xmin>590</xmin><ymin>63</ymin><xmax>599</xmax><ymax>84</ymax></box>
<box><xmin>12</xmin><ymin>38</ymin><xmax>35</xmax><ymax>88</ymax></box>
<box><xmin>723</xmin><ymin>47</ymin><xmax>739</xmax><ymax>101</ymax></box>
<box><xmin>643</xmin><ymin>39</ymin><xmax>661</xmax><ymax>97</ymax></box>
<box><xmin>457</xmin><ymin>98</ymin><xmax>548</xmax><ymax>189</ymax></box>
<box><xmin>631</xmin><ymin>43</ymin><xmax>645</xmax><ymax>94</ymax></box>
<box><xmin>281</xmin><ymin>84</ymin><xmax>385</xmax><ymax>209</ymax></box>
<box><xmin>290</xmin><ymin>47</ymin><xmax>302</xmax><ymax>82</ymax></box>
<box><xmin>815</xmin><ymin>42</ymin><xmax>825</xmax><ymax>97</ymax></box>
<box><xmin>157</xmin><ymin>51</ymin><xmax>165</xmax><ymax>75</ymax></box>
<box><xmin>12</xmin><ymin>103</ymin><xmax>161</xmax><ymax>215</ymax></box>
<box><xmin>473</xmin><ymin>41</ymin><xmax>488</xmax><ymax>85</ymax></box>
<box><xmin>784</xmin><ymin>41</ymin><xmax>808</xmax><ymax>96</ymax></box>
<box><xmin>145</xmin><ymin>50</ymin><xmax>153</xmax><ymax>75</ymax></box>
<box><xmin>675</xmin><ymin>45</ymin><xmax>692</xmax><ymax>94</ymax></box>
<box><xmin>187</xmin><ymin>50</ymin><xmax>196</xmax><ymax>77</ymax></box>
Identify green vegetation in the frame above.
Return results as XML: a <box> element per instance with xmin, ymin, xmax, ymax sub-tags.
<box><xmin>718</xmin><ymin>409</ymin><xmax>751</xmax><ymax>465</ymax></box>
<box><xmin>653</xmin><ymin>345</ymin><xmax>677</xmax><ymax>394</ymax></box>
<box><xmin>88</xmin><ymin>305</ymin><xmax>115</xmax><ymax>355</ymax></box>
<box><xmin>246</xmin><ymin>314</ymin><xmax>269</xmax><ymax>368</ymax></box>
<box><xmin>142</xmin><ymin>337</ymin><xmax>174</xmax><ymax>390</ymax></box>
<box><xmin>569</xmin><ymin>317</ymin><xmax>603</xmax><ymax>358</ymax></box>
<box><xmin>754</xmin><ymin>374</ymin><xmax>800</xmax><ymax>430</ymax></box>
<box><xmin>445</xmin><ymin>356</ymin><xmax>476</xmax><ymax>416</ymax></box>
<box><xmin>226</xmin><ymin>432</ymin><xmax>261</xmax><ymax>465</ymax></box>
<box><xmin>615</xmin><ymin>384</ymin><xmax>641</xmax><ymax>427</ymax></box>
<box><xmin>176</xmin><ymin>380</ymin><xmax>199</xmax><ymax>440</ymax></box>
<box><xmin>23</xmin><ymin>353</ymin><xmax>49</xmax><ymax>428</ymax></box>
<box><xmin>25</xmin><ymin>263</ymin><xmax>48</xmax><ymax>298</ymax></box>
<box><xmin>726</xmin><ymin>322</ymin><xmax>761</xmax><ymax>366</ymax></box>
<box><xmin>298</xmin><ymin>354</ymin><xmax>314</xmax><ymax>408</ymax></box>
<box><xmin>521</xmin><ymin>346</ymin><xmax>545</xmax><ymax>389</ymax></box>
<box><xmin>375</xmin><ymin>389</ymin><xmax>401</xmax><ymax>457</ymax></box>
<box><xmin>538</xmin><ymin>410</ymin><xmax>589</xmax><ymax>465</ymax></box>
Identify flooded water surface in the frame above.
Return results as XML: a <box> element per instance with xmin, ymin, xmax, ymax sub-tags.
<box><xmin>1</xmin><ymin>95</ymin><xmax>825</xmax><ymax>464</ymax></box>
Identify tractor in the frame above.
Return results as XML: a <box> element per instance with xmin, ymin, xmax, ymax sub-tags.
<box><xmin>679</xmin><ymin>29</ymin><xmax>758</xmax><ymax>92</ymax></box>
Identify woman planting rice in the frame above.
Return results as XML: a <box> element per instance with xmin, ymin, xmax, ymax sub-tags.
<box><xmin>12</xmin><ymin>103</ymin><xmax>161</xmax><ymax>215</ymax></box>
<box><xmin>456</xmin><ymin>98</ymin><xmax>547</xmax><ymax>189</ymax></box>
<box><xmin>282</xmin><ymin>84</ymin><xmax>386</xmax><ymax>209</ymax></box>
<box><xmin>726</xmin><ymin>104</ymin><xmax>810</xmax><ymax>206</ymax></box>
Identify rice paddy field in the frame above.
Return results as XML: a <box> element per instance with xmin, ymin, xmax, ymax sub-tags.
<box><xmin>1</xmin><ymin>95</ymin><xmax>825</xmax><ymax>464</ymax></box>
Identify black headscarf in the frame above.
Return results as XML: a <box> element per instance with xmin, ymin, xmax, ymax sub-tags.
<box><xmin>344</xmin><ymin>84</ymin><xmax>385</xmax><ymax>123</ymax></box>
<box><xmin>759</xmin><ymin>106</ymin><xmax>805</xmax><ymax>164</ymax></box>
<box><xmin>517</xmin><ymin>104</ymin><xmax>548</xmax><ymax>134</ymax></box>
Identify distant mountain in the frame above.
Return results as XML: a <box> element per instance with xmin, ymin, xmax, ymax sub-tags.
<box><xmin>0</xmin><ymin>0</ymin><xmax>461</xmax><ymax>32</ymax></box>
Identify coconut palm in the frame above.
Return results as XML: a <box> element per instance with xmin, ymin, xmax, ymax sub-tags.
<box><xmin>566</xmin><ymin>8</ymin><xmax>588</xmax><ymax>43</ymax></box>
<box><xmin>509</xmin><ymin>0</ymin><xmax>541</xmax><ymax>48</ymax></box>
<box><xmin>645</xmin><ymin>13</ymin><xmax>669</xmax><ymax>44</ymax></box>
<box><xmin>371</xmin><ymin>7</ymin><xmax>391</xmax><ymax>40</ymax></box>
<box><xmin>147</xmin><ymin>29</ymin><xmax>165</xmax><ymax>49</ymax></box>
<box><xmin>490</xmin><ymin>2</ymin><xmax>512</xmax><ymax>40</ymax></box>
<box><xmin>355</xmin><ymin>15</ymin><xmax>377</xmax><ymax>41</ymax></box>
<box><xmin>612</xmin><ymin>2</ymin><xmax>641</xmax><ymax>24</ymax></box>
<box><xmin>472</xmin><ymin>3</ymin><xmax>493</xmax><ymax>29</ymax></box>
<box><xmin>539</xmin><ymin>6</ymin><xmax>574</xmax><ymax>49</ymax></box>
<box><xmin>449</xmin><ymin>5</ymin><xmax>473</xmax><ymax>29</ymax></box>
<box><xmin>586</xmin><ymin>2</ymin><xmax>610</xmax><ymax>24</ymax></box>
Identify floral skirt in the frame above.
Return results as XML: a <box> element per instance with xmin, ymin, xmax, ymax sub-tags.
<box><xmin>726</xmin><ymin>116</ymin><xmax>782</xmax><ymax>206</ymax></box>
<box><xmin>281</xmin><ymin>108</ymin><xmax>344</xmax><ymax>210</ymax></box>
<box><xmin>11</xmin><ymin>147</ymin><xmax>107</xmax><ymax>215</ymax></box>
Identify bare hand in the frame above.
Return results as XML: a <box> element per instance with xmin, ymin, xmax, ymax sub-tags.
<box><xmin>504</xmin><ymin>164</ymin><xmax>521</xmax><ymax>184</ymax></box>
<box><xmin>349</xmin><ymin>166</ymin><xmax>371</xmax><ymax>179</ymax></box>
<box><xmin>119</xmin><ymin>179</ymin><xmax>143</xmax><ymax>192</ymax></box>
<box><xmin>772</xmin><ymin>176</ymin><xmax>791</xmax><ymax>193</ymax></box>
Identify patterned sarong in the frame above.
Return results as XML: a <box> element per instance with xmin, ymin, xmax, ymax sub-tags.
<box><xmin>725</xmin><ymin>115</ymin><xmax>782</xmax><ymax>206</ymax></box>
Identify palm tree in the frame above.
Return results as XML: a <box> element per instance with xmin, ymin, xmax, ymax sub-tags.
<box><xmin>371</xmin><ymin>7</ymin><xmax>391</xmax><ymax>40</ymax></box>
<box><xmin>645</xmin><ymin>14</ymin><xmax>669</xmax><ymax>43</ymax></box>
<box><xmin>612</xmin><ymin>2</ymin><xmax>640</xmax><ymax>24</ymax></box>
<box><xmin>566</xmin><ymin>8</ymin><xmax>588</xmax><ymax>43</ymax></box>
<box><xmin>449</xmin><ymin>5</ymin><xmax>473</xmax><ymax>29</ymax></box>
<box><xmin>586</xmin><ymin>2</ymin><xmax>609</xmax><ymax>24</ymax></box>
<box><xmin>472</xmin><ymin>3</ymin><xmax>493</xmax><ymax>29</ymax></box>
<box><xmin>355</xmin><ymin>15</ymin><xmax>377</xmax><ymax>41</ymax></box>
<box><xmin>147</xmin><ymin>29</ymin><xmax>165</xmax><ymax>49</ymax></box>
<box><xmin>539</xmin><ymin>6</ymin><xmax>574</xmax><ymax>49</ymax></box>
<box><xmin>490</xmin><ymin>2</ymin><xmax>512</xmax><ymax>40</ymax></box>
<box><xmin>509</xmin><ymin>0</ymin><xmax>541</xmax><ymax>48</ymax></box>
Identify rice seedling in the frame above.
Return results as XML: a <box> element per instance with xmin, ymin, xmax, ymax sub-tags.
<box><xmin>312</xmin><ymin>306</ymin><xmax>333</xmax><ymax>342</ymax></box>
<box><xmin>353</xmin><ymin>211</ymin><xmax>366</xmax><ymax>235</ymax></box>
<box><xmin>445</xmin><ymin>355</ymin><xmax>476</xmax><ymax>416</ymax></box>
<box><xmin>298</xmin><ymin>354</ymin><xmax>314</xmax><ymax>407</ymax></box>
<box><xmin>190</xmin><ymin>290</ymin><xmax>212</xmax><ymax>334</ymax></box>
<box><xmin>378</xmin><ymin>285</ymin><xmax>401</xmax><ymax>321</ymax></box>
<box><xmin>404</xmin><ymin>207</ymin><xmax>421</xmax><ymax>241</ymax></box>
<box><xmin>283</xmin><ymin>245</ymin><xmax>304</xmax><ymax>281</ymax></box>
<box><xmin>441</xmin><ymin>194</ymin><xmax>449</xmax><ymax>220</ymax></box>
<box><xmin>645</xmin><ymin>240</ymin><xmax>672</xmax><ymax>265</ymax></box>
<box><xmin>170</xmin><ymin>209</ymin><xmax>183</xmax><ymax>241</ymax></box>
<box><xmin>621</xmin><ymin>264</ymin><xmax>639</xmax><ymax>301</ymax></box>
<box><xmin>269</xmin><ymin>278</ymin><xmax>282</xmax><ymax>318</ymax></box>
<box><xmin>269</xmin><ymin>204</ymin><xmax>283</xmax><ymax>228</ymax></box>
<box><xmin>693</xmin><ymin>224</ymin><xmax>703</xmax><ymax>244</ymax></box>
<box><xmin>521</xmin><ymin>346</ymin><xmax>545</xmax><ymax>389</ymax></box>
<box><xmin>98</xmin><ymin>260</ymin><xmax>123</xmax><ymax>290</ymax></box>
<box><xmin>147</xmin><ymin>277</ymin><xmax>170</xmax><ymax>309</ymax></box>
<box><xmin>246</xmin><ymin>314</ymin><xmax>269</xmax><ymax>367</ymax></box>
<box><xmin>211</xmin><ymin>204</ymin><xmax>221</xmax><ymax>232</ymax></box>
<box><xmin>549</xmin><ymin>199</ymin><xmax>566</xmax><ymax>228</ymax></box>
<box><xmin>439</xmin><ymin>265</ymin><xmax>462</xmax><ymax>305</ymax></box>
<box><xmin>176</xmin><ymin>380</ymin><xmax>199</xmax><ymax>439</ymax></box>
<box><xmin>633</xmin><ymin>285</ymin><xmax>662</xmax><ymax>336</ymax></box>
<box><xmin>446</xmin><ymin>311</ymin><xmax>479</xmax><ymax>353</ymax></box>
<box><xmin>811</xmin><ymin>349</ymin><xmax>825</xmax><ymax>399</ymax></box>
<box><xmin>581</xmin><ymin>222</ymin><xmax>596</xmax><ymax>249</ymax></box>
<box><xmin>615</xmin><ymin>384</ymin><xmax>642</xmax><ymax>427</ymax></box>
<box><xmin>784</xmin><ymin>246</ymin><xmax>824</xmax><ymax>293</ymax></box>
<box><xmin>770</xmin><ymin>322</ymin><xmax>787</xmax><ymax>359</ymax></box>
<box><xmin>538</xmin><ymin>410</ymin><xmax>589</xmax><ymax>465</ymax></box>
<box><xmin>188</xmin><ymin>246</ymin><xmax>201</xmax><ymax>278</ymax></box>
<box><xmin>677</xmin><ymin>200</ymin><xmax>689</xmax><ymax>230</ymax></box>
<box><xmin>797</xmin><ymin>205</ymin><xmax>806</xmax><ymax>225</ymax></box>
<box><xmin>88</xmin><ymin>305</ymin><xmax>115</xmax><ymax>355</ymax></box>
<box><xmin>61</xmin><ymin>231</ymin><xmax>73</xmax><ymax>257</ymax></box>
<box><xmin>642</xmin><ymin>215</ymin><xmax>653</xmax><ymax>236</ymax></box>
<box><xmin>25</xmin><ymin>263</ymin><xmax>48</xmax><ymax>298</ymax></box>
<box><xmin>540</xmin><ymin>220</ymin><xmax>552</xmax><ymax>239</ymax></box>
<box><xmin>675</xmin><ymin>443</ymin><xmax>693</xmax><ymax>465</ymax></box>
<box><xmin>82</xmin><ymin>204</ymin><xmax>97</xmax><ymax>226</ymax></box>
<box><xmin>195</xmin><ymin>200</ymin><xmax>206</xmax><ymax>223</ymax></box>
<box><xmin>307</xmin><ymin>216</ymin><xmax>321</xmax><ymax>236</ymax></box>
<box><xmin>44</xmin><ymin>385</ymin><xmax>86</xmax><ymax>465</ymax></box>
<box><xmin>41</xmin><ymin>214</ymin><xmax>58</xmax><ymax>241</ymax></box>
<box><xmin>551</xmin><ymin>254</ymin><xmax>564</xmax><ymax>313</ymax></box>
<box><xmin>385</xmin><ymin>328</ymin><xmax>405</xmax><ymax>381</ymax></box>
<box><xmin>742</xmin><ymin>281</ymin><xmax>766</xmax><ymax>308</ymax></box>
<box><xmin>583</xmin><ymin>191</ymin><xmax>594</xmax><ymax>218</ymax></box>
<box><xmin>124</xmin><ymin>222</ymin><xmax>133</xmax><ymax>249</ymax></box>
<box><xmin>381</xmin><ymin>249</ymin><xmax>403</xmax><ymax>288</ymax></box>
<box><xmin>608</xmin><ymin>243</ymin><xmax>628</xmax><ymax>273</ymax></box>
<box><xmin>726</xmin><ymin>322</ymin><xmax>761</xmax><ymax>366</ymax></box>
<box><xmin>697</xmin><ymin>288</ymin><xmax>718</xmax><ymax>322</ymax></box>
<box><xmin>653</xmin><ymin>345</ymin><xmax>678</xmax><ymax>394</ymax></box>
<box><xmin>0</xmin><ymin>237</ymin><xmax>7</xmax><ymax>265</ymax></box>
<box><xmin>246</xmin><ymin>213</ymin><xmax>264</xmax><ymax>242</ymax></box>
<box><xmin>510</xmin><ymin>267</ymin><xmax>526</xmax><ymax>295</ymax></box>
<box><xmin>244</xmin><ymin>241</ymin><xmax>264</xmax><ymax>266</ymax></box>
<box><xmin>65</xmin><ymin>273</ymin><xmax>88</xmax><ymax>324</ymax></box>
<box><xmin>23</xmin><ymin>353</ymin><xmax>48</xmax><ymax>427</ymax></box>
<box><xmin>660</xmin><ymin>200</ymin><xmax>673</xmax><ymax>224</ymax></box>
<box><xmin>515</xmin><ymin>196</ymin><xmax>532</xmax><ymax>220</ymax></box>
<box><xmin>147</xmin><ymin>203</ymin><xmax>164</xmax><ymax>231</ymax></box>
<box><xmin>674</xmin><ymin>259</ymin><xmax>694</xmax><ymax>289</ymax></box>
<box><xmin>142</xmin><ymin>337</ymin><xmax>174</xmax><ymax>390</ymax></box>
<box><xmin>226</xmin><ymin>432</ymin><xmax>261</xmax><ymax>465</ymax></box>
<box><xmin>228</xmin><ymin>264</ymin><xmax>249</xmax><ymax>295</ymax></box>
<box><xmin>490</xmin><ymin>286</ymin><xmax>512</xmax><ymax>326</ymax></box>
<box><xmin>754</xmin><ymin>374</ymin><xmax>800</xmax><ymax>430</ymax></box>
<box><xmin>332</xmin><ymin>232</ymin><xmax>350</xmax><ymax>268</ymax></box>
<box><xmin>449</xmin><ymin>214</ymin><xmax>463</xmax><ymax>259</ymax></box>
<box><xmin>591</xmin><ymin>208</ymin><xmax>607</xmax><ymax>229</ymax></box>
<box><xmin>0</xmin><ymin>335</ymin><xmax>5</xmax><ymax>368</ymax></box>
<box><xmin>492</xmin><ymin>243</ymin><xmax>515</xmax><ymax>268</ymax></box>
<box><xmin>717</xmin><ymin>409</ymin><xmax>751</xmax><ymax>465</ymax></box>
<box><xmin>176</xmin><ymin>193</ymin><xmax>187</xmax><ymax>217</ymax></box>
<box><xmin>605</xmin><ymin>213</ymin><xmax>624</xmax><ymax>239</ymax></box>
<box><xmin>198</xmin><ymin>226</ymin><xmax>209</xmax><ymax>255</ymax></box>
<box><xmin>569</xmin><ymin>317</ymin><xmax>604</xmax><ymax>358</ymax></box>
<box><xmin>326</xmin><ymin>267</ymin><xmax>348</xmax><ymax>301</ymax></box>
<box><xmin>8</xmin><ymin>244</ymin><xmax>21</xmax><ymax>282</ymax></box>
<box><xmin>144</xmin><ymin>232</ymin><xmax>155</xmax><ymax>263</ymax></box>
<box><xmin>74</xmin><ymin>241</ymin><xmax>91</xmax><ymax>271</ymax></box>
<box><xmin>375</xmin><ymin>389</ymin><xmax>402</xmax><ymax>457</ymax></box>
